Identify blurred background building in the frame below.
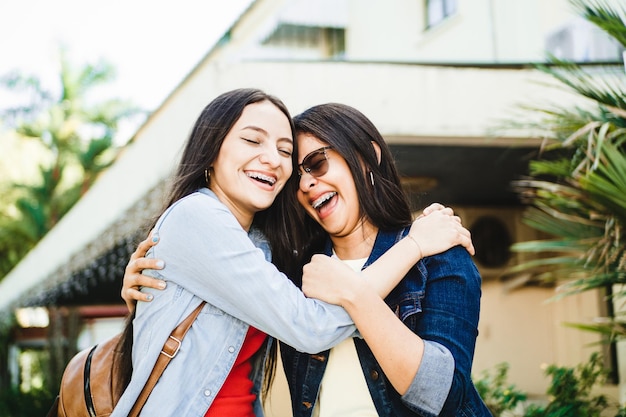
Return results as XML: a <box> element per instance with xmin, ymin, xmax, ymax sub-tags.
<box><xmin>0</xmin><ymin>0</ymin><xmax>624</xmax><ymax>413</ymax></box>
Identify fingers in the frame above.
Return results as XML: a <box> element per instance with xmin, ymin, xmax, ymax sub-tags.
<box><xmin>123</xmin><ymin>288</ymin><xmax>154</xmax><ymax>304</ymax></box>
<box><xmin>410</xmin><ymin>208</ymin><xmax>476</xmax><ymax>258</ymax></box>
<box><xmin>417</xmin><ymin>205</ymin><xmax>476</xmax><ymax>256</ymax></box>
<box><xmin>465</xmin><ymin>239</ymin><xmax>476</xmax><ymax>256</ymax></box>
<box><xmin>454</xmin><ymin>222</ymin><xmax>475</xmax><ymax>255</ymax></box>
<box><xmin>121</xmin><ymin>273</ymin><xmax>166</xmax><ymax>296</ymax></box>
<box><xmin>421</xmin><ymin>203</ymin><xmax>445</xmax><ymax>216</ymax></box>
<box><xmin>130</xmin><ymin>231</ymin><xmax>159</xmax><ymax>261</ymax></box>
<box><xmin>121</xmin><ymin>285</ymin><xmax>142</xmax><ymax>312</ymax></box>
<box><xmin>124</xmin><ymin>232</ymin><xmax>164</xmax><ymax>285</ymax></box>
<box><xmin>120</xmin><ymin>273</ymin><xmax>166</xmax><ymax>309</ymax></box>
<box><xmin>127</xmin><ymin>257</ymin><xmax>165</xmax><ymax>273</ymax></box>
<box><xmin>459</xmin><ymin>228</ymin><xmax>475</xmax><ymax>256</ymax></box>
<box><xmin>130</xmin><ymin>274</ymin><xmax>166</xmax><ymax>290</ymax></box>
<box><xmin>122</xmin><ymin>231</ymin><xmax>166</xmax><ymax>310</ymax></box>
<box><xmin>421</xmin><ymin>203</ymin><xmax>457</xmax><ymax>218</ymax></box>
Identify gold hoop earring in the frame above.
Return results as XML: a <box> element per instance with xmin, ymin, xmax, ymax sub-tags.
<box><xmin>204</xmin><ymin>169</ymin><xmax>211</xmax><ymax>186</ymax></box>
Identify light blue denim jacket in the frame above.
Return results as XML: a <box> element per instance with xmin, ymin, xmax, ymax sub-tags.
<box><xmin>111</xmin><ymin>189</ymin><xmax>356</xmax><ymax>417</ymax></box>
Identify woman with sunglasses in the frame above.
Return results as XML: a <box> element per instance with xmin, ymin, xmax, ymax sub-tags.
<box><xmin>113</xmin><ymin>89</ymin><xmax>474</xmax><ymax>417</ymax></box>
<box><xmin>281</xmin><ymin>103</ymin><xmax>491</xmax><ymax>416</ymax></box>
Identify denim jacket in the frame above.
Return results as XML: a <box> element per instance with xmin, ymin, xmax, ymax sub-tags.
<box><xmin>281</xmin><ymin>228</ymin><xmax>492</xmax><ymax>417</ymax></box>
<box><xmin>111</xmin><ymin>189</ymin><xmax>356</xmax><ymax>417</ymax></box>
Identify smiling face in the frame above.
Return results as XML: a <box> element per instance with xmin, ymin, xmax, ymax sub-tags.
<box><xmin>296</xmin><ymin>133</ymin><xmax>377</xmax><ymax>257</ymax></box>
<box><xmin>292</xmin><ymin>102</ymin><xmax>414</xmax><ymax>259</ymax></box>
<box><xmin>210</xmin><ymin>100</ymin><xmax>294</xmax><ymax>230</ymax></box>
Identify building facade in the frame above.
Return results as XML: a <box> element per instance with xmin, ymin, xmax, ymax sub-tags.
<box><xmin>1</xmin><ymin>0</ymin><xmax>624</xmax><ymax>412</ymax></box>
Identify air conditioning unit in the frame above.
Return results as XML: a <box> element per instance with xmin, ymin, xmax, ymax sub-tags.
<box><xmin>453</xmin><ymin>206</ymin><xmax>544</xmax><ymax>282</ymax></box>
<box><xmin>545</xmin><ymin>17</ymin><xmax>623</xmax><ymax>62</ymax></box>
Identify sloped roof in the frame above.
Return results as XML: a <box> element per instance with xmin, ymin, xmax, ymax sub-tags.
<box><xmin>3</xmin><ymin>183</ymin><xmax>166</xmax><ymax>311</ymax></box>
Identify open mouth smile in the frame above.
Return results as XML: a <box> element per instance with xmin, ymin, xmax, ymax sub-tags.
<box><xmin>246</xmin><ymin>172</ymin><xmax>277</xmax><ymax>186</ymax></box>
<box><xmin>312</xmin><ymin>192</ymin><xmax>337</xmax><ymax>210</ymax></box>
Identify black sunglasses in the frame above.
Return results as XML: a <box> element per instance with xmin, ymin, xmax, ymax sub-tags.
<box><xmin>297</xmin><ymin>146</ymin><xmax>333</xmax><ymax>177</ymax></box>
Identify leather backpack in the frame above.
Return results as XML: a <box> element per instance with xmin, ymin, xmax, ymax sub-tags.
<box><xmin>47</xmin><ymin>302</ymin><xmax>205</xmax><ymax>417</ymax></box>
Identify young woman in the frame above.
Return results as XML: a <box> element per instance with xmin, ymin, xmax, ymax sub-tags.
<box><xmin>283</xmin><ymin>103</ymin><xmax>491</xmax><ymax>416</ymax></box>
<box><xmin>113</xmin><ymin>89</ymin><xmax>474</xmax><ymax>417</ymax></box>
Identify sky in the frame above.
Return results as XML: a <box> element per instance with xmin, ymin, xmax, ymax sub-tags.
<box><xmin>0</xmin><ymin>0</ymin><xmax>252</xmax><ymax>139</ymax></box>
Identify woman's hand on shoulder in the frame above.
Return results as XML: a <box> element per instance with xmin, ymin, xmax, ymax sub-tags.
<box><xmin>121</xmin><ymin>231</ymin><xmax>166</xmax><ymax>312</ymax></box>
<box><xmin>409</xmin><ymin>203</ymin><xmax>475</xmax><ymax>258</ymax></box>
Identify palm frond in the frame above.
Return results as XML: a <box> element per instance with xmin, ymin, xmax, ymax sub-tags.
<box><xmin>512</xmin><ymin>238</ymin><xmax>589</xmax><ymax>253</ymax></box>
<box><xmin>563</xmin><ymin>320</ymin><xmax>626</xmax><ymax>342</ymax></box>
<box><xmin>570</xmin><ymin>0</ymin><xmax>626</xmax><ymax>47</ymax></box>
<box><xmin>579</xmin><ymin>141</ymin><xmax>626</xmax><ymax>217</ymax></box>
<box><xmin>537</xmin><ymin>60</ymin><xmax>626</xmax><ymax>111</ymax></box>
<box><xmin>503</xmin><ymin>0</ymin><xmax>626</xmax><ymax>341</ymax></box>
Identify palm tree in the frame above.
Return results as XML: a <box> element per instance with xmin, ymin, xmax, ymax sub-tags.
<box><xmin>0</xmin><ymin>48</ymin><xmax>144</xmax><ymax>280</ymax></box>
<box><xmin>509</xmin><ymin>0</ymin><xmax>626</xmax><ymax>340</ymax></box>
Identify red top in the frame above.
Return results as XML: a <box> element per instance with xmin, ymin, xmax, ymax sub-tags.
<box><xmin>204</xmin><ymin>326</ymin><xmax>267</xmax><ymax>417</ymax></box>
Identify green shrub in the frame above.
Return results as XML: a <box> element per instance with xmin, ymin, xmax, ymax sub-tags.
<box><xmin>474</xmin><ymin>353</ymin><xmax>626</xmax><ymax>417</ymax></box>
<box><xmin>523</xmin><ymin>352</ymin><xmax>623</xmax><ymax>417</ymax></box>
<box><xmin>474</xmin><ymin>362</ymin><xmax>527</xmax><ymax>416</ymax></box>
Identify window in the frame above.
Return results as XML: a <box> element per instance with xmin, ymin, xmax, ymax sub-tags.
<box><xmin>425</xmin><ymin>0</ymin><xmax>458</xmax><ymax>29</ymax></box>
<box><xmin>262</xmin><ymin>24</ymin><xmax>345</xmax><ymax>59</ymax></box>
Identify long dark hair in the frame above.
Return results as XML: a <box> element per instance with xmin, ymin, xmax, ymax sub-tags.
<box><xmin>286</xmin><ymin>103</ymin><xmax>413</xmax><ymax>280</ymax></box>
<box><xmin>155</xmin><ymin>88</ymin><xmax>297</xmax><ymax>233</ymax></box>
<box><xmin>154</xmin><ymin>88</ymin><xmax>300</xmax><ymax>273</ymax></box>
<box><xmin>118</xmin><ymin>88</ymin><xmax>301</xmax><ymax>401</ymax></box>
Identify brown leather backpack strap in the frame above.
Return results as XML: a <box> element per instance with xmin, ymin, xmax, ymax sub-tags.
<box><xmin>128</xmin><ymin>301</ymin><xmax>206</xmax><ymax>417</ymax></box>
<box><xmin>83</xmin><ymin>345</ymin><xmax>99</xmax><ymax>417</ymax></box>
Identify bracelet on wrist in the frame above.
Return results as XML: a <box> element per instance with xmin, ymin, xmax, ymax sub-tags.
<box><xmin>406</xmin><ymin>234</ymin><xmax>423</xmax><ymax>260</ymax></box>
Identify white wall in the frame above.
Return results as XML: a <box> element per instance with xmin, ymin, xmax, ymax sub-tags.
<box><xmin>0</xmin><ymin>60</ymin><xmax>590</xmax><ymax>312</ymax></box>
<box><xmin>346</xmin><ymin>0</ymin><xmax>585</xmax><ymax>63</ymax></box>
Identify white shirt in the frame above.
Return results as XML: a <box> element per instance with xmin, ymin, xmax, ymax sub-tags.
<box><xmin>313</xmin><ymin>256</ymin><xmax>379</xmax><ymax>417</ymax></box>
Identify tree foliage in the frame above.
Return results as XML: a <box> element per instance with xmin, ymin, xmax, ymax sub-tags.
<box><xmin>0</xmin><ymin>48</ymin><xmax>144</xmax><ymax>279</ymax></box>
<box><xmin>508</xmin><ymin>0</ymin><xmax>626</xmax><ymax>340</ymax></box>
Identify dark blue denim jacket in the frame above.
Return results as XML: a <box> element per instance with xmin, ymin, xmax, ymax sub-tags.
<box><xmin>281</xmin><ymin>228</ymin><xmax>492</xmax><ymax>417</ymax></box>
